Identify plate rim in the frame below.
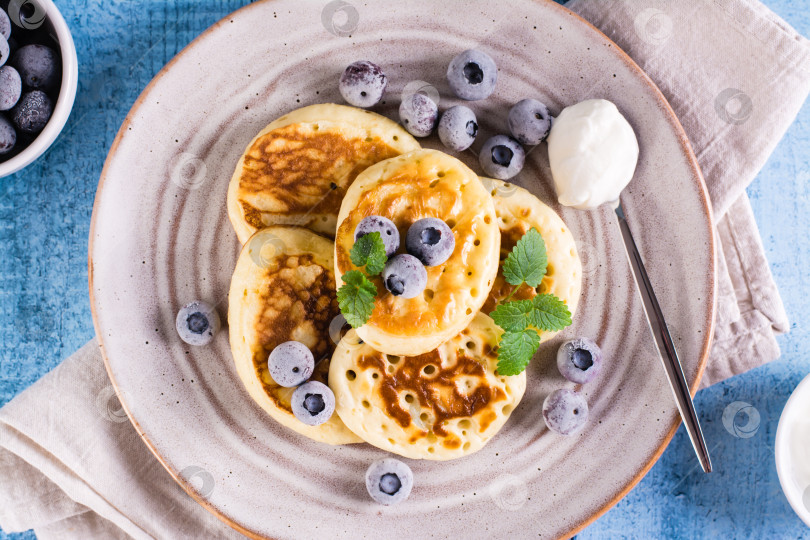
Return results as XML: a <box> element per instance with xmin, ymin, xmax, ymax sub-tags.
<box><xmin>87</xmin><ymin>0</ymin><xmax>718</xmax><ymax>537</ymax></box>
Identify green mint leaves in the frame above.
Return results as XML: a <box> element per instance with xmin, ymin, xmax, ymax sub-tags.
<box><xmin>350</xmin><ymin>232</ymin><xmax>387</xmax><ymax>276</ymax></box>
<box><xmin>490</xmin><ymin>228</ymin><xmax>572</xmax><ymax>376</ymax></box>
<box><xmin>338</xmin><ymin>232</ymin><xmax>389</xmax><ymax>328</ymax></box>
<box><xmin>502</xmin><ymin>227</ymin><xmax>547</xmax><ymax>288</ymax></box>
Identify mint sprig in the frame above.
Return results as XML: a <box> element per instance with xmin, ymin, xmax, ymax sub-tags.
<box><xmin>338</xmin><ymin>232</ymin><xmax>390</xmax><ymax>328</ymax></box>
<box><xmin>490</xmin><ymin>228</ymin><xmax>572</xmax><ymax>376</ymax></box>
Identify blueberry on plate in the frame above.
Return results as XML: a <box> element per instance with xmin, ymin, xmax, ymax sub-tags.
<box><xmin>365</xmin><ymin>458</ymin><xmax>413</xmax><ymax>505</ymax></box>
<box><xmin>11</xmin><ymin>90</ymin><xmax>52</xmax><ymax>134</ymax></box>
<box><xmin>382</xmin><ymin>254</ymin><xmax>427</xmax><ymax>299</ymax></box>
<box><xmin>354</xmin><ymin>215</ymin><xmax>399</xmax><ymax>257</ymax></box>
<box><xmin>291</xmin><ymin>381</ymin><xmax>335</xmax><ymax>426</ymax></box>
<box><xmin>175</xmin><ymin>301</ymin><xmax>221</xmax><ymax>346</ymax></box>
<box><xmin>437</xmin><ymin>105</ymin><xmax>478</xmax><ymax>152</ymax></box>
<box><xmin>406</xmin><ymin>217</ymin><xmax>455</xmax><ymax>266</ymax></box>
<box><xmin>542</xmin><ymin>388</ymin><xmax>589</xmax><ymax>436</ymax></box>
<box><xmin>0</xmin><ymin>66</ymin><xmax>21</xmax><ymax>111</ymax></box>
<box><xmin>399</xmin><ymin>91</ymin><xmax>437</xmax><ymax>137</ymax></box>
<box><xmin>508</xmin><ymin>99</ymin><xmax>552</xmax><ymax>145</ymax></box>
<box><xmin>446</xmin><ymin>49</ymin><xmax>497</xmax><ymax>101</ymax></box>
<box><xmin>268</xmin><ymin>341</ymin><xmax>315</xmax><ymax>387</ymax></box>
<box><xmin>557</xmin><ymin>337</ymin><xmax>603</xmax><ymax>384</ymax></box>
<box><xmin>339</xmin><ymin>60</ymin><xmax>387</xmax><ymax>108</ymax></box>
<box><xmin>0</xmin><ymin>115</ymin><xmax>15</xmax><ymax>154</ymax></box>
<box><xmin>478</xmin><ymin>134</ymin><xmax>525</xmax><ymax>180</ymax></box>
<box><xmin>12</xmin><ymin>44</ymin><xmax>58</xmax><ymax>90</ymax></box>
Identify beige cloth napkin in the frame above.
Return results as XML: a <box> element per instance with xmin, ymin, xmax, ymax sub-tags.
<box><xmin>1</xmin><ymin>0</ymin><xmax>808</xmax><ymax>537</ymax></box>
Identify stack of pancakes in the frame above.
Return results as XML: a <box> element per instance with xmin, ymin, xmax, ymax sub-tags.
<box><xmin>227</xmin><ymin>103</ymin><xmax>582</xmax><ymax>460</ymax></box>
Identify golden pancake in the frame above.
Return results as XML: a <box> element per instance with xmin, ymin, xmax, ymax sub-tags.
<box><xmin>334</xmin><ymin>149</ymin><xmax>501</xmax><ymax>357</ymax></box>
<box><xmin>227</xmin><ymin>104</ymin><xmax>421</xmax><ymax>244</ymax></box>
<box><xmin>228</xmin><ymin>226</ymin><xmax>361</xmax><ymax>444</ymax></box>
<box><xmin>329</xmin><ymin>313</ymin><xmax>526</xmax><ymax>460</ymax></box>
<box><xmin>481</xmin><ymin>178</ymin><xmax>582</xmax><ymax>339</ymax></box>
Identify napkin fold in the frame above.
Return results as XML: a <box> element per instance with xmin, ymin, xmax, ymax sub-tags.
<box><xmin>1</xmin><ymin>0</ymin><xmax>808</xmax><ymax>537</ymax></box>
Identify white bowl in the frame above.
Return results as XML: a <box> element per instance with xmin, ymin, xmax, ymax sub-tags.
<box><xmin>775</xmin><ymin>372</ymin><xmax>810</xmax><ymax>528</ymax></box>
<box><xmin>0</xmin><ymin>0</ymin><xmax>78</xmax><ymax>177</ymax></box>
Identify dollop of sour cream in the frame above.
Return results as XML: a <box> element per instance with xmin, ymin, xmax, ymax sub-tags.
<box><xmin>546</xmin><ymin>99</ymin><xmax>639</xmax><ymax>210</ymax></box>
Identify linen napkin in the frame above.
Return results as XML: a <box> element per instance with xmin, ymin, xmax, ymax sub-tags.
<box><xmin>1</xmin><ymin>0</ymin><xmax>807</xmax><ymax>537</ymax></box>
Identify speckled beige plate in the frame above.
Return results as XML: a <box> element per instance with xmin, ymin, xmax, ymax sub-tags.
<box><xmin>89</xmin><ymin>1</ymin><xmax>716</xmax><ymax>538</ymax></box>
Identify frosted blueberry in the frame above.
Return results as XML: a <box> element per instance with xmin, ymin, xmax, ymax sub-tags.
<box><xmin>508</xmin><ymin>99</ymin><xmax>552</xmax><ymax>145</ymax></box>
<box><xmin>339</xmin><ymin>60</ymin><xmax>387</xmax><ymax>108</ymax></box>
<box><xmin>291</xmin><ymin>381</ymin><xmax>335</xmax><ymax>426</ymax></box>
<box><xmin>437</xmin><ymin>105</ymin><xmax>477</xmax><ymax>152</ymax></box>
<box><xmin>399</xmin><ymin>91</ymin><xmax>437</xmax><ymax>137</ymax></box>
<box><xmin>365</xmin><ymin>458</ymin><xmax>413</xmax><ymax>505</ymax></box>
<box><xmin>354</xmin><ymin>215</ymin><xmax>400</xmax><ymax>257</ymax></box>
<box><xmin>268</xmin><ymin>341</ymin><xmax>314</xmax><ymax>387</ymax></box>
<box><xmin>478</xmin><ymin>134</ymin><xmax>525</xmax><ymax>180</ymax></box>
<box><xmin>446</xmin><ymin>49</ymin><xmax>497</xmax><ymax>101</ymax></box>
<box><xmin>556</xmin><ymin>337</ymin><xmax>603</xmax><ymax>384</ymax></box>
<box><xmin>542</xmin><ymin>388</ymin><xmax>589</xmax><ymax>435</ymax></box>
<box><xmin>406</xmin><ymin>218</ymin><xmax>455</xmax><ymax>267</ymax></box>
<box><xmin>382</xmin><ymin>254</ymin><xmax>427</xmax><ymax>299</ymax></box>
<box><xmin>176</xmin><ymin>301</ymin><xmax>221</xmax><ymax>346</ymax></box>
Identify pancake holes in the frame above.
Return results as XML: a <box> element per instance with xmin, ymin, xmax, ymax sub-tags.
<box><xmin>463</xmin><ymin>442</ymin><xmax>471</xmax><ymax>450</ymax></box>
<box><xmin>471</xmin><ymin>288</ymin><xmax>479</xmax><ymax>298</ymax></box>
<box><xmin>427</xmin><ymin>432</ymin><xmax>438</xmax><ymax>443</ymax></box>
<box><xmin>362</xmin><ymin>400</ymin><xmax>371</xmax><ymax>408</ymax></box>
<box><xmin>502</xmin><ymin>405</ymin><xmax>513</xmax><ymax>415</ymax></box>
<box><xmin>321</xmin><ymin>216</ymin><xmax>328</xmax><ymax>222</ymax></box>
<box><xmin>420</xmin><ymin>412</ymin><xmax>429</xmax><ymax>422</ymax></box>
<box><xmin>387</xmin><ymin>355</ymin><xmax>400</xmax><ymax>364</ymax></box>
<box><xmin>466</xmin><ymin>308</ymin><xmax>472</xmax><ymax>315</ymax></box>
<box><xmin>546</xmin><ymin>264</ymin><xmax>555</xmax><ymax>276</ymax></box>
<box><xmin>491</xmin><ymin>189</ymin><xmax>497</xmax><ymax>196</ymax></box>
<box><xmin>429</xmin><ymin>179</ymin><xmax>439</xmax><ymax>188</ymax></box>
<box><xmin>405</xmin><ymin>394</ymin><xmax>415</xmax><ymax>404</ymax></box>
<box><xmin>474</xmin><ymin>239</ymin><xmax>480</xmax><ymax>246</ymax></box>
<box><xmin>382</xmin><ymin>424</ymin><xmax>388</xmax><ymax>431</ymax></box>
<box><xmin>538</xmin><ymin>282</ymin><xmax>549</xmax><ymax>294</ymax></box>
<box><xmin>437</xmin><ymin>171</ymin><xmax>446</xmax><ymax>177</ymax></box>
<box><xmin>423</xmin><ymin>364</ymin><xmax>437</xmax><ymax>375</ymax></box>
<box><xmin>570</xmin><ymin>248</ymin><xmax>576</xmax><ymax>257</ymax></box>
<box><xmin>484</xmin><ymin>215</ymin><xmax>492</xmax><ymax>224</ymax></box>
<box><xmin>561</xmin><ymin>227</ymin><xmax>566</xmax><ymax>233</ymax></box>
<box><xmin>446</xmin><ymin>219</ymin><xmax>457</xmax><ymax>229</ymax></box>
<box><xmin>346</xmin><ymin>370</ymin><xmax>356</xmax><ymax>381</ymax></box>
<box><xmin>467</xmin><ymin>271</ymin><xmax>473</xmax><ymax>276</ymax></box>
<box><xmin>372</xmin><ymin>372</ymin><xmax>379</xmax><ymax>379</ymax></box>
<box><xmin>428</xmin><ymin>447</ymin><xmax>435</xmax><ymax>453</ymax></box>
<box><xmin>313</xmin><ymin>124</ymin><xmax>319</xmax><ymax>131</ymax></box>
<box><xmin>424</xmin><ymin>289</ymin><xmax>435</xmax><ymax>301</ymax></box>
<box><xmin>393</xmin><ymin>135</ymin><xmax>399</xmax><ymax>141</ymax></box>
<box><xmin>466</xmin><ymin>341</ymin><xmax>475</xmax><ymax>349</ymax></box>
<box><xmin>388</xmin><ymin>365</ymin><xmax>395</xmax><ymax>373</ymax></box>
<box><xmin>458</xmin><ymin>419</ymin><xmax>471</xmax><ymax>429</ymax></box>
<box><xmin>365</xmin><ymin>137</ymin><xmax>373</xmax><ymax>142</ymax></box>
<box><xmin>388</xmin><ymin>438</ymin><xmax>396</xmax><ymax>444</ymax></box>
<box><xmin>462</xmin><ymin>430</ymin><xmax>467</xmax><ymax>436</ymax></box>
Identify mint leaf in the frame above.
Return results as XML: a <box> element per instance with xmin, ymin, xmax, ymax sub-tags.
<box><xmin>502</xmin><ymin>228</ymin><xmax>548</xmax><ymax>288</ymax></box>
<box><xmin>337</xmin><ymin>270</ymin><xmax>377</xmax><ymax>328</ymax></box>
<box><xmin>350</xmin><ymin>232</ymin><xmax>387</xmax><ymax>276</ymax></box>
<box><xmin>490</xmin><ymin>299</ymin><xmax>533</xmax><ymax>332</ymax></box>
<box><xmin>496</xmin><ymin>329</ymin><xmax>541</xmax><ymax>376</ymax></box>
<box><xmin>528</xmin><ymin>294</ymin><xmax>572</xmax><ymax>332</ymax></box>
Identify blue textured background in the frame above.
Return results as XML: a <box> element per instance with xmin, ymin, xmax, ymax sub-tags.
<box><xmin>0</xmin><ymin>1</ymin><xmax>808</xmax><ymax>538</ymax></box>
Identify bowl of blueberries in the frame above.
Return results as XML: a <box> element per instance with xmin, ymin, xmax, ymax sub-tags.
<box><xmin>0</xmin><ymin>0</ymin><xmax>78</xmax><ymax>177</ymax></box>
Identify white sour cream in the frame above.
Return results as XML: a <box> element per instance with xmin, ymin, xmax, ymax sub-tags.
<box><xmin>546</xmin><ymin>99</ymin><xmax>639</xmax><ymax>210</ymax></box>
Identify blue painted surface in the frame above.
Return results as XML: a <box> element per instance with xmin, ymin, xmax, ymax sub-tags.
<box><xmin>0</xmin><ymin>1</ymin><xmax>807</xmax><ymax>538</ymax></box>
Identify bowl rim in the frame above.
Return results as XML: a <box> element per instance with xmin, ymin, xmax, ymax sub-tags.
<box><xmin>775</xmin><ymin>371</ymin><xmax>810</xmax><ymax>527</ymax></box>
<box><xmin>0</xmin><ymin>0</ymin><xmax>79</xmax><ymax>178</ymax></box>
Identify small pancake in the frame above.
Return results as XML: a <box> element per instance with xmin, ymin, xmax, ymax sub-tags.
<box><xmin>329</xmin><ymin>313</ymin><xmax>525</xmax><ymax>460</ymax></box>
<box><xmin>228</xmin><ymin>226</ymin><xmax>361</xmax><ymax>444</ymax></box>
<box><xmin>334</xmin><ymin>149</ymin><xmax>501</xmax><ymax>357</ymax></box>
<box><xmin>227</xmin><ymin>103</ymin><xmax>421</xmax><ymax>244</ymax></box>
<box><xmin>481</xmin><ymin>178</ymin><xmax>582</xmax><ymax>339</ymax></box>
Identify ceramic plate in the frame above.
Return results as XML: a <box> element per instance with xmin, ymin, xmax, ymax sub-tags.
<box><xmin>89</xmin><ymin>1</ymin><xmax>716</xmax><ymax>538</ymax></box>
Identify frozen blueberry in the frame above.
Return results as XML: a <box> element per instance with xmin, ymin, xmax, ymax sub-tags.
<box><xmin>508</xmin><ymin>99</ymin><xmax>552</xmax><ymax>145</ymax></box>
<box><xmin>399</xmin><ymin>91</ymin><xmax>437</xmax><ymax>137</ymax></box>
<box><xmin>291</xmin><ymin>381</ymin><xmax>335</xmax><ymax>426</ymax></box>
<box><xmin>382</xmin><ymin>254</ymin><xmax>427</xmax><ymax>299</ymax></box>
<box><xmin>0</xmin><ymin>35</ymin><xmax>9</xmax><ymax>68</ymax></box>
<box><xmin>175</xmin><ymin>301</ymin><xmax>221</xmax><ymax>346</ymax></box>
<box><xmin>557</xmin><ymin>337</ymin><xmax>603</xmax><ymax>384</ymax></box>
<box><xmin>354</xmin><ymin>215</ymin><xmax>399</xmax><ymax>257</ymax></box>
<box><xmin>11</xmin><ymin>90</ymin><xmax>51</xmax><ymax>134</ymax></box>
<box><xmin>12</xmin><ymin>44</ymin><xmax>58</xmax><ymax>90</ymax></box>
<box><xmin>446</xmin><ymin>49</ymin><xmax>497</xmax><ymax>101</ymax></box>
<box><xmin>339</xmin><ymin>60</ymin><xmax>387</xmax><ymax>108</ymax></box>
<box><xmin>542</xmin><ymin>388</ymin><xmax>589</xmax><ymax>436</ymax></box>
<box><xmin>437</xmin><ymin>105</ymin><xmax>477</xmax><ymax>152</ymax></box>
<box><xmin>0</xmin><ymin>66</ymin><xmax>21</xmax><ymax>110</ymax></box>
<box><xmin>406</xmin><ymin>218</ymin><xmax>455</xmax><ymax>267</ymax></box>
<box><xmin>365</xmin><ymin>458</ymin><xmax>413</xmax><ymax>505</ymax></box>
<box><xmin>268</xmin><ymin>341</ymin><xmax>314</xmax><ymax>387</ymax></box>
<box><xmin>0</xmin><ymin>10</ymin><xmax>10</xmax><ymax>40</ymax></box>
<box><xmin>0</xmin><ymin>115</ymin><xmax>15</xmax><ymax>154</ymax></box>
<box><xmin>479</xmin><ymin>134</ymin><xmax>525</xmax><ymax>180</ymax></box>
